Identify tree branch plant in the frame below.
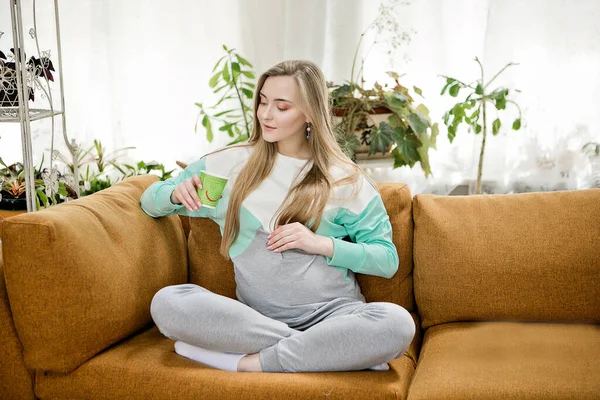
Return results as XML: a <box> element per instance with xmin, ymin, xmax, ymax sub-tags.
<box><xmin>441</xmin><ymin>57</ymin><xmax>523</xmax><ymax>194</ymax></box>
<box><xmin>194</xmin><ymin>45</ymin><xmax>256</xmax><ymax>145</ymax></box>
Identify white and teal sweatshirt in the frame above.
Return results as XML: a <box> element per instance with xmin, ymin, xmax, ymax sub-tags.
<box><xmin>140</xmin><ymin>145</ymin><xmax>399</xmax><ymax>279</ymax></box>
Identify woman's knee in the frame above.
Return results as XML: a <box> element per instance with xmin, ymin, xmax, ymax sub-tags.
<box><xmin>374</xmin><ymin>303</ymin><xmax>416</xmax><ymax>355</ymax></box>
<box><xmin>150</xmin><ymin>284</ymin><xmax>196</xmax><ymax>336</ymax></box>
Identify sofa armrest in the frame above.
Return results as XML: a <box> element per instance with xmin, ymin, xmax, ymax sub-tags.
<box><xmin>2</xmin><ymin>175</ymin><xmax>188</xmax><ymax>373</ymax></box>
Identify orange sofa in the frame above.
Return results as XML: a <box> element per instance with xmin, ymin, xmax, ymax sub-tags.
<box><xmin>1</xmin><ymin>175</ymin><xmax>598</xmax><ymax>399</ymax></box>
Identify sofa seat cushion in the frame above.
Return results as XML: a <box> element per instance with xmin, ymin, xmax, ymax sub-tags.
<box><xmin>37</xmin><ymin>326</ymin><xmax>418</xmax><ymax>400</ymax></box>
<box><xmin>407</xmin><ymin>321</ymin><xmax>600</xmax><ymax>400</ymax></box>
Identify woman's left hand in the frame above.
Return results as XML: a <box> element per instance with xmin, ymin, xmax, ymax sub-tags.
<box><xmin>266</xmin><ymin>222</ymin><xmax>333</xmax><ymax>257</ymax></box>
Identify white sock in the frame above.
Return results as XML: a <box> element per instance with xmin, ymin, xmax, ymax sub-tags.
<box><xmin>174</xmin><ymin>341</ymin><xmax>246</xmax><ymax>372</ymax></box>
<box><xmin>368</xmin><ymin>362</ymin><xmax>390</xmax><ymax>371</ymax></box>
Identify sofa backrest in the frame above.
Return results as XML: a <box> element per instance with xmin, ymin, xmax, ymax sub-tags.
<box><xmin>188</xmin><ymin>182</ymin><xmax>416</xmax><ymax>311</ymax></box>
<box><xmin>413</xmin><ymin>189</ymin><xmax>600</xmax><ymax>330</ymax></box>
<box><xmin>1</xmin><ymin>175</ymin><xmax>187</xmax><ymax>373</ymax></box>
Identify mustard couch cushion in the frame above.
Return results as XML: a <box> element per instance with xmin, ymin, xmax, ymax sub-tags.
<box><xmin>407</xmin><ymin>321</ymin><xmax>600</xmax><ymax>400</ymax></box>
<box><xmin>2</xmin><ymin>175</ymin><xmax>188</xmax><ymax>373</ymax></box>
<box><xmin>188</xmin><ymin>182</ymin><xmax>416</xmax><ymax>311</ymax></box>
<box><xmin>36</xmin><ymin>326</ymin><xmax>417</xmax><ymax>400</ymax></box>
<box><xmin>413</xmin><ymin>189</ymin><xmax>600</xmax><ymax>329</ymax></box>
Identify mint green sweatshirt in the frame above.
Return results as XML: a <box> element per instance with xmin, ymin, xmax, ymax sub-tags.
<box><xmin>140</xmin><ymin>145</ymin><xmax>399</xmax><ymax>279</ymax></box>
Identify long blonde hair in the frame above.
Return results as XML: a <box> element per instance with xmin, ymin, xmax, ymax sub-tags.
<box><xmin>217</xmin><ymin>60</ymin><xmax>374</xmax><ymax>259</ymax></box>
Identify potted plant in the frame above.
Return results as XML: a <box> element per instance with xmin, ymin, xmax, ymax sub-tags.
<box><xmin>328</xmin><ymin>1</ymin><xmax>438</xmax><ymax>177</ymax></box>
<box><xmin>0</xmin><ymin>47</ymin><xmax>55</xmax><ymax>107</ymax></box>
<box><xmin>440</xmin><ymin>57</ymin><xmax>523</xmax><ymax>194</ymax></box>
<box><xmin>0</xmin><ymin>156</ymin><xmax>75</xmax><ymax>211</ymax></box>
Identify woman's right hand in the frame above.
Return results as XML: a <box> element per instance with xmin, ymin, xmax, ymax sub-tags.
<box><xmin>171</xmin><ymin>174</ymin><xmax>203</xmax><ymax>211</ymax></box>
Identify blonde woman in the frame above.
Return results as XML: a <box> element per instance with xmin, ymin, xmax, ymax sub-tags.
<box><xmin>141</xmin><ymin>60</ymin><xmax>415</xmax><ymax>373</ymax></box>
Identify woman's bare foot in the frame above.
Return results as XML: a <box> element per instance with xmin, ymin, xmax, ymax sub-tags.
<box><xmin>237</xmin><ymin>353</ymin><xmax>263</xmax><ymax>372</ymax></box>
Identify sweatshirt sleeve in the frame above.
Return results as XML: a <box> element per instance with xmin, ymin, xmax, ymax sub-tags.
<box><xmin>324</xmin><ymin>178</ymin><xmax>399</xmax><ymax>279</ymax></box>
<box><xmin>140</xmin><ymin>157</ymin><xmax>213</xmax><ymax>219</ymax></box>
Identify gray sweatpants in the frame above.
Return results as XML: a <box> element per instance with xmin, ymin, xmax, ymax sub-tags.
<box><xmin>150</xmin><ymin>228</ymin><xmax>415</xmax><ymax>372</ymax></box>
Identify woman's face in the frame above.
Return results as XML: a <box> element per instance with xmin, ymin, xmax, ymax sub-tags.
<box><xmin>257</xmin><ymin>76</ymin><xmax>308</xmax><ymax>146</ymax></box>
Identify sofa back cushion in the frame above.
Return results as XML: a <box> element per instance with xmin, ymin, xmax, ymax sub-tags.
<box><xmin>413</xmin><ymin>189</ymin><xmax>600</xmax><ymax>330</ymax></box>
<box><xmin>188</xmin><ymin>182</ymin><xmax>415</xmax><ymax>311</ymax></box>
<box><xmin>2</xmin><ymin>175</ymin><xmax>187</xmax><ymax>373</ymax></box>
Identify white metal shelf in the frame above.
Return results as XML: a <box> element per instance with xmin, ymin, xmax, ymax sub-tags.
<box><xmin>0</xmin><ymin>107</ymin><xmax>64</xmax><ymax>123</ymax></box>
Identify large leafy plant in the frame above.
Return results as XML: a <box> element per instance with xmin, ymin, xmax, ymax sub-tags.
<box><xmin>441</xmin><ymin>57</ymin><xmax>523</xmax><ymax>194</ymax></box>
<box><xmin>194</xmin><ymin>45</ymin><xmax>256</xmax><ymax>145</ymax></box>
<box><xmin>328</xmin><ymin>0</ymin><xmax>438</xmax><ymax>177</ymax></box>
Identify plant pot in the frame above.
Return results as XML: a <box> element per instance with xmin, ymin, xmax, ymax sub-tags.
<box><xmin>0</xmin><ymin>196</ymin><xmax>27</xmax><ymax>211</ymax></box>
<box><xmin>332</xmin><ymin>107</ymin><xmax>394</xmax><ymax>160</ymax></box>
<box><xmin>0</xmin><ymin>83</ymin><xmax>19</xmax><ymax>108</ymax></box>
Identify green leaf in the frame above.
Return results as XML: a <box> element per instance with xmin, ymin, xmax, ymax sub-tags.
<box><xmin>231</xmin><ymin>62</ymin><xmax>241</xmax><ymax>82</ymax></box>
<box><xmin>219</xmin><ymin>122</ymin><xmax>236</xmax><ymax>132</ymax></box>
<box><xmin>452</xmin><ymin>103</ymin><xmax>466</xmax><ymax>121</ymax></box>
<box><xmin>202</xmin><ymin>115</ymin><xmax>214</xmax><ymax>142</ymax></box>
<box><xmin>235</xmin><ymin>54</ymin><xmax>252</xmax><ymax>67</ymax></box>
<box><xmin>214</xmin><ymin>83</ymin><xmax>230</xmax><ymax>94</ymax></box>
<box><xmin>242</xmin><ymin>88</ymin><xmax>254</xmax><ymax>99</ymax></box>
<box><xmin>57</xmin><ymin>182</ymin><xmax>68</xmax><ymax>197</ymax></box>
<box><xmin>475</xmin><ymin>83</ymin><xmax>483</xmax><ymax>95</ymax></box>
<box><xmin>211</xmin><ymin>55</ymin><xmax>227</xmax><ymax>73</ymax></box>
<box><xmin>391</xmin><ymin>147</ymin><xmax>410</xmax><ymax>169</ymax></box>
<box><xmin>36</xmin><ymin>188</ymin><xmax>49</xmax><ymax>208</ymax></box>
<box><xmin>443</xmin><ymin>111</ymin><xmax>450</xmax><ymax>126</ymax></box>
<box><xmin>368</xmin><ymin>123</ymin><xmax>396</xmax><ymax>154</ymax></box>
<box><xmin>430</xmin><ymin>123</ymin><xmax>439</xmax><ymax>150</ymax></box>
<box><xmin>448</xmin><ymin>124</ymin><xmax>457</xmax><ymax>143</ymax></box>
<box><xmin>475</xmin><ymin>124</ymin><xmax>482</xmax><ymax>134</ymax></box>
<box><xmin>407</xmin><ymin>113</ymin><xmax>428</xmax><ymax>134</ymax></box>
<box><xmin>222</xmin><ymin>63</ymin><xmax>230</xmax><ymax>83</ymax></box>
<box><xmin>241</xmin><ymin>71</ymin><xmax>255</xmax><ymax>79</ymax></box>
<box><xmin>495</xmin><ymin>96</ymin><xmax>506</xmax><ymax>110</ymax></box>
<box><xmin>209</xmin><ymin>71</ymin><xmax>221</xmax><ymax>88</ymax></box>
<box><xmin>393</xmin><ymin>131</ymin><xmax>422</xmax><ymax>166</ymax></box>
<box><xmin>512</xmin><ymin>118</ymin><xmax>521</xmax><ymax>130</ymax></box>
<box><xmin>213</xmin><ymin>109</ymin><xmax>236</xmax><ymax>117</ymax></box>
<box><xmin>469</xmin><ymin>107</ymin><xmax>480</xmax><ymax>122</ymax></box>
<box><xmin>413</xmin><ymin>86</ymin><xmax>423</xmax><ymax>96</ymax></box>
<box><xmin>449</xmin><ymin>84</ymin><xmax>461</xmax><ymax>97</ymax></box>
<box><xmin>416</xmin><ymin>104</ymin><xmax>430</xmax><ymax>119</ymax></box>
<box><xmin>492</xmin><ymin>118</ymin><xmax>501</xmax><ymax>135</ymax></box>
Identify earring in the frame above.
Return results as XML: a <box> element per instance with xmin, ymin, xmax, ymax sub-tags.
<box><xmin>306</xmin><ymin>122</ymin><xmax>311</xmax><ymax>139</ymax></box>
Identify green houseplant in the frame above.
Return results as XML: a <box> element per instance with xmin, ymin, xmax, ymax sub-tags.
<box><xmin>194</xmin><ymin>45</ymin><xmax>256</xmax><ymax>145</ymax></box>
<box><xmin>54</xmin><ymin>139</ymin><xmax>175</xmax><ymax>196</ymax></box>
<box><xmin>0</xmin><ymin>156</ymin><xmax>74</xmax><ymax>211</ymax></box>
<box><xmin>328</xmin><ymin>0</ymin><xmax>438</xmax><ymax>177</ymax></box>
<box><xmin>440</xmin><ymin>57</ymin><xmax>523</xmax><ymax>194</ymax></box>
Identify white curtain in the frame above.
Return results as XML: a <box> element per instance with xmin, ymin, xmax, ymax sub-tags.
<box><xmin>1</xmin><ymin>0</ymin><xmax>599</xmax><ymax>194</ymax></box>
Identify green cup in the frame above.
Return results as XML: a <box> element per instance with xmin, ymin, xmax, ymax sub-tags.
<box><xmin>197</xmin><ymin>170</ymin><xmax>228</xmax><ymax>209</ymax></box>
